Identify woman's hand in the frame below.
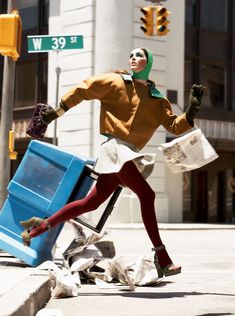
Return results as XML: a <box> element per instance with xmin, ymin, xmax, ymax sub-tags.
<box><xmin>186</xmin><ymin>84</ymin><xmax>205</xmax><ymax>124</ymax></box>
<box><xmin>41</xmin><ymin>107</ymin><xmax>59</xmax><ymax>124</ymax></box>
<box><xmin>41</xmin><ymin>101</ymin><xmax>69</xmax><ymax>124</ymax></box>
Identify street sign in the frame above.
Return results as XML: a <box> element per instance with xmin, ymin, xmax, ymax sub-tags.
<box><xmin>27</xmin><ymin>35</ymin><xmax>83</xmax><ymax>53</ymax></box>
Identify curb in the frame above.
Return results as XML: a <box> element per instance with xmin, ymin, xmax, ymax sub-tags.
<box><xmin>0</xmin><ymin>275</ymin><xmax>51</xmax><ymax>316</ymax></box>
<box><xmin>107</xmin><ymin>223</ymin><xmax>235</xmax><ymax>230</ymax></box>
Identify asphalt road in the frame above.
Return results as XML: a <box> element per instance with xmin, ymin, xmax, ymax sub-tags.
<box><xmin>44</xmin><ymin>226</ymin><xmax>235</xmax><ymax>316</ymax></box>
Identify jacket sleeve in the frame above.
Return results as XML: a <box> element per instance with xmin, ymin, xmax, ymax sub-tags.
<box><xmin>61</xmin><ymin>73</ymin><xmax>116</xmax><ymax>109</ymax></box>
<box><xmin>159</xmin><ymin>98</ymin><xmax>192</xmax><ymax>135</ymax></box>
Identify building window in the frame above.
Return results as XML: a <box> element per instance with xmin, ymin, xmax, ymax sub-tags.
<box><xmin>200</xmin><ymin>0</ymin><xmax>227</xmax><ymax>32</ymax></box>
<box><xmin>185</xmin><ymin>0</ymin><xmax>196</xmax><ymax>26</ymax></box>
<box><xmin>15</xmin><ymin>60</ymin><xmax>38</xmax><ymax>108</ymax></box>
<box><xmin>199</xmin><ymin>64</ymin><xmax>225</xmax><ymax>110</ymax></box>
<box><xmin>185</xmin><ymin>0</ymin><xmax>234</xmax><ymax>120</ymax></box>
<box><xmin>0</xmin><ymin>0</ymin><xmax>48</xmax><ymax>119</ymax></box>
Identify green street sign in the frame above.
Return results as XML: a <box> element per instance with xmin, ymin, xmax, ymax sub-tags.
<box><xmin>27</xmin><ymin>35</ymin><xmax>83</xmax><ymax>53</ymax></box>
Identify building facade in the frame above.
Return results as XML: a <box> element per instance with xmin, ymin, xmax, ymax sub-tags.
<box><xmin>0</xmin><ymin>0</ymin><xmax>234</xmax><ymax>223</ymax></box>
<box><xmin>183</xmin><ymin>0</ymin><xmax>235</xmax><ymax>223</ymax></box>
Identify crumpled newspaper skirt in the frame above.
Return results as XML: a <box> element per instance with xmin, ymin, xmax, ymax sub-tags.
<box><xmin>93</xmin><ymin>137</ymin><xmax>156</xmax><ymax>179</ymax></box>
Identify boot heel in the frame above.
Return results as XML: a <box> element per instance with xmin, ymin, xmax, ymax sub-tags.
<box><xmin>154</xmin><ymin>260</ymin><xmax>164</xmax><ymax>278</ymax></box>
<box><xmin>21</xmin><ymin>229</ymin><xmax>31</xmax><ymax>246</ymax></box>
<box><xmin>152</xmin><ymin>245</ymin><xmax>165</xmax><ymax>278</ymax></box>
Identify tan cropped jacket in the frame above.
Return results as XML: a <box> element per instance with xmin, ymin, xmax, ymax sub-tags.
<box><xmin>61</xmin><ymin>72</ymin><xmax>192</xmax><ymax>150</ymax></box>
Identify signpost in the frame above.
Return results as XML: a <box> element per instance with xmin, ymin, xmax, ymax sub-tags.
<box><xmin>27</xmin><ymin>34</ymin><xmax>84</xmax><ymax>144</ymax></box>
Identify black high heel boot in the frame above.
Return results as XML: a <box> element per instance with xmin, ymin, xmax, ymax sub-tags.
<box><xmin>152</xmin><ymin>245</ymin><xmax>181</xmax><ymax>278</ymax></box>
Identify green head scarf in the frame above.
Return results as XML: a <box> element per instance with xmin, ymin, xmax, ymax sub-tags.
<box><xmin>132</xmin><ymin>48</ymin><xmax>153</xmax><ymax>80</ymax></box>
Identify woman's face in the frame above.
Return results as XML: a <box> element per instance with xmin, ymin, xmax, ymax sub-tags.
<box><xmin>129</xmin><ymin>48</ymin><xmax>147</xmax><ymax>73</ymax></box>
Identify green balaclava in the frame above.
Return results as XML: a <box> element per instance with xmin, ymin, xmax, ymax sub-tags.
<box><xmin>132</xmin><ymin>48</ymin><xmax>153</xmax><ymax>80</ymax></box>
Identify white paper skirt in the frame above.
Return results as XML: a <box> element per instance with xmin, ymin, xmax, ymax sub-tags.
<box><xmin>93</xmin><ymin>137</ymin><xmax>156</xmax><ymax>179</ymax></box>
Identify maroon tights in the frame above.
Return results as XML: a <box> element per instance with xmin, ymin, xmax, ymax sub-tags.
<box><xmin>30</xmin><ymin>160</ymin><xmax>172</xmax><ymax>266</ymax></box>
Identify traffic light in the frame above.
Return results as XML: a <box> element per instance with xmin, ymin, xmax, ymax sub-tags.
<box><xmin>9</xmin><ymin>130</ymin><xmax>18</xmax><ymax>160</ymax></box>
<box><xmin>140</xmin><ymin>7</ymin><xmax>154</xmax><ymax>36</ymax></box>
<box><xmin>156</xmin><ymin>6</ymin><xmax>170</xmax><ymax>36</ymax></box>
<box><xmin>0</xmin><ymin>10</ymin><xmax>22</xmax><ymax>61</ymax></box>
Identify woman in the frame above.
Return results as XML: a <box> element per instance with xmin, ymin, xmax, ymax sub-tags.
<box><xmin>21</xmin><ymin>47</ymin><xmax>204</xmax><ymax>278</ymax></box>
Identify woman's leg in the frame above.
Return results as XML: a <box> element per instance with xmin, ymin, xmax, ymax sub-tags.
<box><xmin>116</xmin><ymin>160</ymin><xmax>173</xmax><ymax>267</ymax></box>
<box><xmin>30</xmin><ymin>173</ymin><xmax>120</xmax><ymax>238</ymax></box>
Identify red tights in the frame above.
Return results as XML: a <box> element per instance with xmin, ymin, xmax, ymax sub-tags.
<box><xmin>30</xmin><ymin>161</ymin><xmax>172</xmax><ymax>266</ymax></box>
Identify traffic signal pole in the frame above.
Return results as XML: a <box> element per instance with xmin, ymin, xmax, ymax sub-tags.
<box><xmin>0</xmin><ymin>0</ymin><xmax>17</xmax><ymax>208</ymax></box>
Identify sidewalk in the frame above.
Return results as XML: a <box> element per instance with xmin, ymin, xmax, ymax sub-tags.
<box><xmin>0</xmin><ymin>252</ymin><xmax>51</xmax><ymax>316</ymax></box>
<box><xmin>0</xmin><ymin>223</ymin><xmax>235</xmax><ymax>316</ymax></box>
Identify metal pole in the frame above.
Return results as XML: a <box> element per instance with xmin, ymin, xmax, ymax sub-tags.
<box><xmin>53</xmin><ymin>51</ymin><xmax>61</xmax><ymax>145</ymax></box>
<box><xmin>0</xmin><ymin>0</ymin><xmax>16</xmax><ymax>209</ymax></box>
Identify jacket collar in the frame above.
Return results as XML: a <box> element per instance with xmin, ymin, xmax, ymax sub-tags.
<box><xmin>120</xmin><ymin>74</ymin><xmax>165</xmax><ymax>99</ymax></box>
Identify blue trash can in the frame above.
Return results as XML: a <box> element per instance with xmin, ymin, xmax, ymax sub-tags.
<box><xmin>0</xmin><ymin>140</ymin><xmax>94</xmax><ymax>266</ymax></box>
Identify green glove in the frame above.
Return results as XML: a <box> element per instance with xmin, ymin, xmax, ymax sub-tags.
<box><xmin>186</xmin><ymin>84</ymin><xmax>205</xmax><ymax>124</ymax></box>
<box><xmin>41</xmin><ymin>101</ymin><xmax>69</xmax><ymax>124</ymax></box>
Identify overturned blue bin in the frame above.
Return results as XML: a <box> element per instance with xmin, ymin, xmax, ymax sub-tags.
<box><xmin>0</xmin><ymin>140</ymin><xmax>94</xmax><ymax>266</ymax></box>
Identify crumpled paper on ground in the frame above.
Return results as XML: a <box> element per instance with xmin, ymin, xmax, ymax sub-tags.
<box><xmin>62</xmin><ymin>221</ymin><xmax>109</xmax><ymax>262</ymax></box>
<box><xmin>103</xmin><ymin>255</ymin><xmax>160</xmax><ymax>289</ymax></box>
<box><xmin>37</xmin><ymin>261</ymin><xmax>80</xmax><ymax>298</ymax></box>
<box><xmin>129</xmin><ymin>256</ymin><xmax>160</xmax><ymax>286</ymax></box>
<box><xmin>37</xmin><ymin>222</ymin><xmax>160</xmax><ymax>297</ymax></box>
